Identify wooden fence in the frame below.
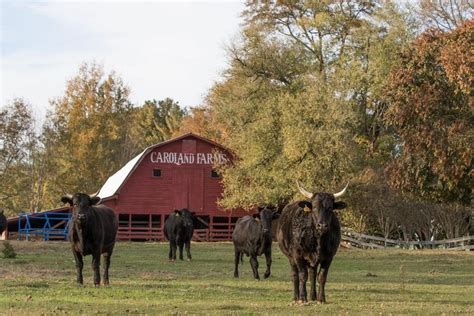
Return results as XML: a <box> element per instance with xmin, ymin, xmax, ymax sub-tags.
<box><xmin>116</xmin><ymin>224</ymin><xmax>236</xmax><ymax>242</ymax></box>
<box><xmin>341</xmin><ymin>228</ymin><xmax>474</xmax><ymax>250</ymax></box>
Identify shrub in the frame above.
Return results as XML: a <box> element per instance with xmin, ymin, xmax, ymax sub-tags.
<box><xmin>2</xmin><ymin>241</ymin><xmax>17</xmax><ymax>259</ymax></box>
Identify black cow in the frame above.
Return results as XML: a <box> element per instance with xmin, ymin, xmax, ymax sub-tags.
<box><xmin>164</xmin><ymin>208</ymin><xmax>195</xmax><ymax>261</ymax></box>
<box><xmin>61</xmin><ymin>193</ymin><xmax>118</xmax><ymax>286</ymax></box>
<box><xmin>277</xmin><ymin>182</ymin><xmax>348</xmax><ymax>304</ymax></box>
<box><xmin>0</xmin><ymin>209</ymin><xmax>6</xmax><ymax>236</ymax></box>
<box><xmin>232</xmin><ymin>206</ymin><xmax>280</xmax><ymax>280</ymax></box>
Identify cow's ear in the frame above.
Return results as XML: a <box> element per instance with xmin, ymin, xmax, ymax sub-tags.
<box><xmin>298</xmin><ymin>201</ymin><xmax>312</xmax><ymax>210</ymax></box>
<box><xmin>90</xmin><ymin>196</ymin><xmax>101</xmax><ymax>205</ymax></box>
<box><xmin>61</xmin><ymin>196</ymin><xmax>73</xmax><ymax>206</ymax></box>
<box><xmin>174</xmin><ymin>209</ymin><xmax>182</xmax><ymax>216</ymax></box>
<box><xmin>334</xmin><ymin>201</ymin><xmax>347</xmax><ymax>210</ymax></box>
<box><xmin>272</xmin><ymin>211</ymin><xmax>280</xmax><ymax>220</ymax></box>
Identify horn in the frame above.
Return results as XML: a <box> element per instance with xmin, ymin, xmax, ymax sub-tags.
<box><xmin>61</xmin><ymin>193</ymin><xmax>74</xmax><ymax>205</ymax></box>
<box><xmin>333</xmin><ymin>183</ymin><xmax>349</xmax><ymax>198</ymax></box>
<box><xmin>296</xmin><ymin>180</ymin><xmax>313</xmax><ymax>199</ymax></box>
<box><xmin>90</xmin><ymin>191</ymin><xmax>100</xmax><ymax>198</ymax></box>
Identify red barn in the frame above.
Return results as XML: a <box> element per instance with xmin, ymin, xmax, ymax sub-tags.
<box><xmin>97</xmin><ymin>133</ymin><xmax>249</xmax><ymax>241</ymax></box>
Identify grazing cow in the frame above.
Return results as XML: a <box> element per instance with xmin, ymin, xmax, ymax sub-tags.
<box><xmin>0</xmin><ymin>209</ymin><xmax>6</xmax><ymax>236</ymax></box>
<box><xmin>277</xmin><ymin>182</ymin><xmax>348</xmax><ymax>303</ymax></box>
<box><xmin>61</xmin><ymin>193</ymin><xmax>118</xmax><ymax>286</ymax></box>
<box><xmin>164</xmin><ymin>208</ymin><xmax>195</xmax><ymax>261</ymax></box>
<box><xmin>232</xmin><ymin>206</ymin><xmax>280</xmax><ymax>280</ymax></box>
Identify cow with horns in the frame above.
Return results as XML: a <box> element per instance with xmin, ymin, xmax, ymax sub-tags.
<box><xmin>61</xmin><ymin>193</ymin><xmax>118</xmax><ymax>286</ymax></box>
<box><xmin>277</xmin><ymin>182</ymin><xmax>348</xmax><ymax>304</ymax></box>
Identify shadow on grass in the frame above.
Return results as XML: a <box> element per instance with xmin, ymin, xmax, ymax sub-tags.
<box><xmin>5</xmin><ymin>281</ymin><xmax>50</xmax><ymax>288</ymax></box>
<box><xmin>330</xmin><ymin>275</ymin><xmax>474</xmax><ymax>286</ymax></box>
<box><xmin>218</xmin><ymin>304</ymin><xmax>245</xmax><ymax>310</ymax></box>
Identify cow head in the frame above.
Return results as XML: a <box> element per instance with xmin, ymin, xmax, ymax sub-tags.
<box><xmin>61</xmin><ymin>193</ymin><xmax>100</xmax><ymax>225</ymax></box>
<box><xmin>296</xmin><ymin>181</ymin><xmax>348</xmax><ymax>234</ymax></box>
<box><xmin>174</xmin><ymin>208</ymin><xmax>195</xmax><ymax>226</ymax></box>
<box><xmin>254</xmin><ymin>205</ymin><xmax>280</xmax><ymax>234</ymax></box>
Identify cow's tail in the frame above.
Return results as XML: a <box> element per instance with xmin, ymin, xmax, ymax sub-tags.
<box><xmin>240</xmin><ymin>252</ymin><xmax>243</xmax><ymax>264</ymax></box>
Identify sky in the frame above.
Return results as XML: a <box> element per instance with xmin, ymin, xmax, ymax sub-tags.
<box><xmin>0</xmin><ymin>0</ymin><xmax>245</xmax><ymax>123</ymax></box>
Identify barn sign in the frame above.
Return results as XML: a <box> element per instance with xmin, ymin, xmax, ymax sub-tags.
<box><xmin>150</xmin><ymin>151</ymin><xmax>228</xmax><ymax>165</ymax></box>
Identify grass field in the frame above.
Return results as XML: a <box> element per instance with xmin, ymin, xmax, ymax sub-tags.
<box><xmin>0</xmin><ymin>241</ymin><xmax>473</xmax><ymax>315</ymax></box>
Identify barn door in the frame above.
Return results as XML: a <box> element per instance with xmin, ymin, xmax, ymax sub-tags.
<box><xmin>173</xmin><ymin>169</ymin><xmax>188</xmax><ymax>209</ymax></box>
<box><xmin>188</xmin><ymin>169</ymin><xmax>204</xmax><ymax>213</ymax></box>
<box><xmin>172</xmin><ymin>168</ymin><xmax>203</xmax><ymax>213</ymax></box>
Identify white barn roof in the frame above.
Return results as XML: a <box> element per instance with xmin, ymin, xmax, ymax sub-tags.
<box><xmin>97</xmin><ymin>149</ymin><xmax>145</xmax><ymax>200</ymax></box>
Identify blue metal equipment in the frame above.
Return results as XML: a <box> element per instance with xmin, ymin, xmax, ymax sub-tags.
<box><xmin>18</xmin><ymin>211</ymin><xmax>72</xmax><ymax>241</ymax></box>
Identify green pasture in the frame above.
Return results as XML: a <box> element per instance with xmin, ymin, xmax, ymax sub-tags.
<box><xmin>0</xmin><ymin>241</ymin><xmax>473</xmax><ymax>314</ymax></box>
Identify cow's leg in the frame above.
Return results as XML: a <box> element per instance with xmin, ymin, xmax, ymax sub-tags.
<box><xmin>234</xmin><ymin>250</ymin><xmax>241</xmax><ymax>278</ymax></box>
<box><xmin>249</xmin><ymin>255</ymin><xmax>260</xmax><ymax>280</ymax></box>
<box><xmin>263</xmin><ymin>248</ymin><xmax>272</xmax><ymax>279</ymax></box>
<box><xmin>168</xmin><ymin>241</ymin><xmax>173</xmax><ymax>260</ymax></box>
<box><xmin>309</xmin><ymin>265</ymin><xmax>318</xmax><ymax>301</ymax></box>
<box><xmin>103</xmin><ymin>251</ymin><xmax>112</xmax><ymax>286</ymax></box>
<box><xmin>169</xmin><ymin>240</ymin><xmax>177</xmax><ymax>261</ymax></box>
<box><xmin>317</xmin><ymin>259</ymin><xmax>332</xmax><ymax>303</ymax></box>
<box><xmin>290</xmin><ymin>261</ymin><xmax>299</xmax><ymax>302</ymax></box>
<box><xmin>296</xmin><ymin>258</ymin><xmax>308</xmax><ymax>303</ymax></box>
<box><xmin>172</xmin><ymin>240</ymin><xmax>177</xmax><ymax>261</ymax></box>
<box><xmin>92</xmin><ymin>252</ymin><xmax>101</xmax><ymax>287</ymax></box>
<box><xmin>72</xmin><ymin>249</ymin><xmax>84</xmax><ymax>285</ymax></box>
<box><xmin>178</xmin><ymin>240</ymin><xmax>184</xmax><ymax>260</ymax></box>
<box><xmin>185</xmin><ymin>241</ymin><xmax>192</xmax><ymax>261</ymax></box>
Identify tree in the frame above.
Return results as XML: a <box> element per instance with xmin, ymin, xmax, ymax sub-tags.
<box><xmin>243</xmin><ymin>0</ymin><xmax>377</xmax><ymax>79</ymax></box>
<box><xmin>414</xmin><ymin>0</ymin><xmax>473</xmax><ymax>32</ymax></box>
<box><xmin>345</xmin><ymin>168</ymin><xmax>400</xmax><ymax>239</ymax></box>
<box><xmin>0</xmin><ymin>99</ymin><xmax>37</xmax><ymax>215</ymax></box>
<box><xmin>131</xmin><ymin>98</ymin><xmax>186</xmax><ymax>150</ymax></box>
<box><xmin>203</xmin><ymin>1</ymin><xmax>413</xmax><ymax>211</ymax></box>
<box><xmin>435</xmin><ymin>204</ymin><xmax>471</xmax><ymax>239</ymax></box>
<box><xmin>333</xmin><ymin>1</ymin><xmax>416</xmax><ymax>158</ymax></box>
<box><xmin>210</xmin><ymin>72</ymin><xmax>359</xmax><ymax>209</ymax></box>
<box><xmin>384</xmin><ymin>20</ymin><xmax>473</xmax><ymax>205</ymax></box>
<box><xmin>45</xmin><ymin>63</ymin><xmax>135</xmax><ymax>197</ymax></box>
<box><xmin>177</xmin><ymin>106</ymin><xmax>225</xmax><ymax>143</ymax></box>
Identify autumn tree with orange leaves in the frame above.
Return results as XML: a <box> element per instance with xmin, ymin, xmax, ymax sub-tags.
<box><xmin>384</xmin><ymin>20</ymin><xmax>473</xmax><ymax>205</ymax></box>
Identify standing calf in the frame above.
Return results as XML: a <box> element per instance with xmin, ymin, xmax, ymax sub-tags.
<box><xmin>232</xmin><ymin>206</ymin><xmax>280</xmax><ymax>280</ymax></box>
<box><xmin>164</xmin><ymin>208</ymin><xmax>195</xmax><ymax>261</ymax></box>
<box><xmin>277</xmin><ymin>182</ymin><xmax>348</xmax><ymax>303</ymax></box>
<box><xmin>62</xmin><ymin>193</ymin><xmax>118</xmax><ymax>286</ymax></box>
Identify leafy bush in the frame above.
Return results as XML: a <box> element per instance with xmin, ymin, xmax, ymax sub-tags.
<box><xmin>2</xmin><ymin>241</ymin><xmax>17</xmax><ymax>259</ymax></box>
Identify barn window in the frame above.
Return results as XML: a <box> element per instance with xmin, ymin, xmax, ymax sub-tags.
<box><xmin>153</xmin><ymin>169</ymin><xmax>162</xmax><ymax>177</ymax></box>
<box><xmin>211</xmin><ymin>170</ymin><xmax>220</xmax><ymax>178</ymax></box>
